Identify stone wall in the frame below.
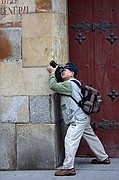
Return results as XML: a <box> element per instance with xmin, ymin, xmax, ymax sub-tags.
<box><xmin>0</xmin><ymin>0</ymin><xmax>68</xmax><ymax>170</ymax></box>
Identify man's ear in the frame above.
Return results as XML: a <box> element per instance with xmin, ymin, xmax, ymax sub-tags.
<box><xmin>70</xmin><ymin>71</ymin><xmax>74</xmax><ymax>77</ymax></box>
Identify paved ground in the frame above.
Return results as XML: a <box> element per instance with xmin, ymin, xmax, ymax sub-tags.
<box><xmin>0</xmin><ymin>158</ymin><xmax>119</xmax><ymax>180</ymax></box>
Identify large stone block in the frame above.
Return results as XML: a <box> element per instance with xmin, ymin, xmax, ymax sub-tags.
<box><xmin>30</xmin><ymin>94</ymin><xmax>62</xmax><ymax>124</ymax></box>
<box><xmin>0</xmin><ymin>96</ymin><xmax>29</xmax><ymax>123</ymax></box>
<box><xmin>0</xmin><ymin>62</ymin><xmax>52</xmax><ymax>96</ymax></box>
<box><xmin>17</xmin><ymin>124</ymin><xmax>56</xmax><ymax>169</ymax></box>
<box><xmin>30</xmin><ymin>95</ymin><xmax>54</xmax><ymax>124</ymax></box>
<box><xmin>0</xmin><ymin>28</ymin><xmax>21</xmax><ymax>62</ymax></box>
<box><xmin>0</xmin><ymin>123</ymin><xmax>16</xmax><ymax>170</ymax></box>
<box><xmin>22</xmin><ymin>13</ymin><xmax>53</xmax><ymax>39</ymax></box>
<box><xmin>22</xmin><ymin>13</ymin><xmax>53</xmax><ymax>67</ymax></box>
<box><xmin>22</xmin><ymin>37</ymin><xmax>52</xmax><ymax>67</ymax></box>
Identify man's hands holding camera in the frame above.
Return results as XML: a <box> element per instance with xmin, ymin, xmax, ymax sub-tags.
<box><xmin>47</xmin><ymin>60</ymin><xmax>64</xmax><ymax>82</ymax></box>
<box><xmin>47</xmin><ymin>64</ymin><xmax>58</xmax><ymax>73</ymax></box>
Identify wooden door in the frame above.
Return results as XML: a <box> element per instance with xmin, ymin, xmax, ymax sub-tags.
<box><xmin>68</xmin><ymin>0</ymin><xmax>119</xmax><ymax>157</ymax></box>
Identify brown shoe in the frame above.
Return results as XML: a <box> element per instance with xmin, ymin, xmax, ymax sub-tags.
<box><xmin>55</xmin><ymin>168</ymin><xmax>76</xmax><ymax>176</ymax></box>
<box><xmin>91</xmin><ymin>157</ymin><xmax>110</xmax><ymax>164</ymax></box>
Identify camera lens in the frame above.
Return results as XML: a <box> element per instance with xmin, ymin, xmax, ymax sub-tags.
<box><xmin>50</xmin><ymin>60</ymin><xmax>57</xmax><ymax>68</ymax></box>
<box><xmin>49</xmin><ymin>60</ymin><xmax>63</xmax><ymax>82</ymax></box>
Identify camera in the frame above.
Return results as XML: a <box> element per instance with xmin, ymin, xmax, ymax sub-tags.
<box><xmin>50</xmin><ymin>60</ymin><xmax>64</xmax><ymax>82</ymax></box>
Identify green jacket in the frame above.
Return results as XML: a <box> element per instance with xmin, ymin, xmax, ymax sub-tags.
<box><xmin>49</xmin><ymin>73</ymin><xmax>72</xmax><ymax>95</ymax></box>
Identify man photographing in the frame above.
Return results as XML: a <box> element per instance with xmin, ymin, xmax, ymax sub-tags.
<box><xmin>47</xmin><ymin>61</ymin><xmax>110</xmax><ymax>176</ymax></box>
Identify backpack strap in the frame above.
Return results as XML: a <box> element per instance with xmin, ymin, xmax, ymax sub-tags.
<box><xmin>69</xmin><ymin>80</ymin><xmax>83</xmax><ymax>106</ymax></box>
<box><xmin>71</xmin><ymin>80</ymin><xmax>82</xmax><ymax>92</ymax></box>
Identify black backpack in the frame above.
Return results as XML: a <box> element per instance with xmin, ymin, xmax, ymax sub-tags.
<box><xmin>70</xmin><ymin>80</ymin><xmax>102</xmax><ymax>115</ymax></box>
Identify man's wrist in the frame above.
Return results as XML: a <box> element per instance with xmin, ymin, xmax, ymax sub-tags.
<box><xmin>51</xmin><ymin>72</ymin><xmax>55</xmax><ymax>74</ymax></box>
<box><xmin>49</xmin><ymin>72</ymin><xmax>55</xmax><ymax>77</ymax></box>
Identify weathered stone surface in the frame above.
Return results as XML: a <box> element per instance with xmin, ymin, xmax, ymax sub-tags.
<box><xmin>0</xmin><ymin>96</ymin><xmax>29</xmax><ymax>123</ymax></box>
<box><xmin>22</xmin><ymin>37</ymin><xmax>52</xmax><ymax>67</ymax></box>
<box><xmin>52</xmin><ymin>0</ymin><xmax>67</xmax><ymax>14</ymax></box>
<box><xmin>35</xmin><ymin>0</ymin><xmax>52</xmax><ymax>12</ymax></box>
<box><xmin>17</xmin><ymin>124</ymin><xmax>56</xmax><ymax>169</ymax></box>
<box><xmin>0</xmin><ymin>0</ymin><xmax>36</xmax><ymax>25</ymax></box>
<box><xmin>30</xmin><ymin>94</ymin><xmax>62</xmax><ymax>124</ymax></box>
<box><xmin>52</xmin><ymin>0</ymin><xmax>68</xmax><ymax>65</ymax></box>
<box><xmin>0</xmin><ymin>62</ymin><xmax>52</xmax><ymax>96</ymax></box>
<box><xmin>53</xmin><ymin>37</ymin><xmax>68</xmax><ymax>65</ymax></box>
<box><xmin>0</xmin><ymin>28</ymin><xmax>21</xmax><ymax>62</ymax></box>
<box><xmin>30</xmin><ymin>95</ymin><xmax>54</xmax><ymax>124</ymax></box>
<box><xmin>53</xmin><ymin>13</ymin><xmax>67</xmax><ymax>39</ymax></box>
<box><xmin>0</xmin><ymin>123</ymin><xmax>16</xmax><ymax>170</ymax></box>
<box><xmin>55</xmin><ymin>121</ymin><xmax>66</xmax><ymax>166</ymax></box>
<box><xmin>22</xmin><ymin>13</ymin><xmax>53</xmax><ymax>39</ymax></box>
<box><xmin>22</xmin><ymin>13</ymin><xmax>53</xmax><ymax>67</ymax></box>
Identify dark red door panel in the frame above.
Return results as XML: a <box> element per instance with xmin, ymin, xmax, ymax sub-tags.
<box><xmin>68</xmin><ymin>0</ymin><xmax>119</xmax><ymax>157</ymax></box>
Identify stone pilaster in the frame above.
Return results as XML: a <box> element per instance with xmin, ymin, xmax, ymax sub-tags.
<box><xmin>0</xmin><ymin>0</ymin><xmax>68</xmax><ymax>170</ymax></box>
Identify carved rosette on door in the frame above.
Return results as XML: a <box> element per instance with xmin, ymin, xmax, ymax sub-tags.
<box><xmin>72</xmin><ymin>20</ymin><xmax>118</xmax><ymax>44</ymax></box>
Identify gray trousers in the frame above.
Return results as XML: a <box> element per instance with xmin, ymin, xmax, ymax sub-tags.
<box><xmin>63</xmin><ymin>116</ymin><xmax>108</xmax><ymax>169</ymax></box>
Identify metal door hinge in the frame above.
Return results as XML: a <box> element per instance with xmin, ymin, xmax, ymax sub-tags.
<box><xmin>72</xmin><ymin>20</ymin><xmax>118</xmax><ymax>44</ymax></box>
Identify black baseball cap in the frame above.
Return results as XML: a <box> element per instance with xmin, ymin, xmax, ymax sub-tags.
<box><xmin>64</xmin><ymin>62</ymin><xmax>78</xmax><ymax>76</ymax></box>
